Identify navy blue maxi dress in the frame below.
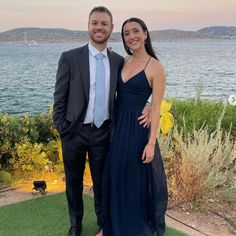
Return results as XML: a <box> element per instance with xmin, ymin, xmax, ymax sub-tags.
<box><xmin>102</xmin><ymin>66</ymin><xmax>168</xmax><ymax>236</ymax></box>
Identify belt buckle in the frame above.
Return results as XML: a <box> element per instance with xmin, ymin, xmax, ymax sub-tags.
<box><xmin>90</xmin><ymin>122</ymin><xmax>94</xmax><ymax>128</ymax></box>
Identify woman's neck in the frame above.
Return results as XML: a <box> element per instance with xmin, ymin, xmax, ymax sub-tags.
<box><xmin>132</xmin><ymin>48</ymin><xmax>149</xmax><ymax>60</ymax></box>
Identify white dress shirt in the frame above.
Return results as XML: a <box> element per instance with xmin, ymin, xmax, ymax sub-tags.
<box><xmin>83</xmin><ymin>42</ymin><xmax>110</xmax><ymax>124</ymax></box>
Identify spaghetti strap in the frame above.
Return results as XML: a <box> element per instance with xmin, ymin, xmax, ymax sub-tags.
<box><xmin>144</xmin><ymin>56</ymin><xmax>152</xmax><ymax>70</ymax></box>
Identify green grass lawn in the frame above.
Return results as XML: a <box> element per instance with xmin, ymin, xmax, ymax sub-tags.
<box><xmin>0</xmin><ymin>192</ymin><xmax>187</xmax><ymax>236</ymax></box>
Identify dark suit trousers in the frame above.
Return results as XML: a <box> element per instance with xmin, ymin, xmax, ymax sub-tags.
<box><xmin>61</xmin><ymin>120</ymin><xmax>111</xmax><ymax>228</ymax></box>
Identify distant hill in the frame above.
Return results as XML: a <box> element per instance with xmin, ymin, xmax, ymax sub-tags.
<box><xmin>198</xmin><ymin>26</ymin><xmax>236</xmax><ymax>39</ymax></box>
<box><xmin>0</xmin><ymin>28</ymin><xmax>89</xmax><ymax>44</ymax></box>
<box><xmin>0</xmin><ymin>26</ymin><xmax>235</xmax><ymax>44</ymax></box>
<box><xmin>150</xmin><ymin>29</ymin><xmax>215</xmax><ymax>41</ymax></box>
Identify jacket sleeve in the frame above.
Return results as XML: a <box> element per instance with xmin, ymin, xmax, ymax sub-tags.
<box><xmin>53</xmin><ymin>52</ymin><xmax>70</xmax><ymax>134</ymax></box>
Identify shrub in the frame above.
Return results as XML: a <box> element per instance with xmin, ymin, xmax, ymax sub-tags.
<box><xmin>164</xmin><ymin>121</ymin><xmax>236</xmax><ymax>202</ymax></box>
<box><xmin>44</xmin><ymin>139</ymin><xmax>64</xmax><ymax>175</ymax></box>
<box><xmin>0</xmin><ymin>171</ymin><xmax>12</xmax><ymax>187</ymax></box>
<box><xmin>9</xmin><ymin>139</ymin><xmax>49</xmax><ymax>174</ymax></box>
<box><xmin>44</xmin><ymin>139</ymin><xmax>62</xmax><ymax>163</ymax></box>
<box><xmin>0</xmin><ymin>110</ymin><xmax>58</xmax><ymax>170</ymax></box>
<box><xmin>0</xmin><ymin>114</ymin><xmax>27</xmax><ymax>149</ymax></box>
<box><xmin>33</xmin><ymin>107</ymin><xmax>58</xmax><ymax>143</ymax></box>
<box><xmin>171</xmin><ymin>99</ymin><xmax>236</xmax><ymax>138</ymax></box>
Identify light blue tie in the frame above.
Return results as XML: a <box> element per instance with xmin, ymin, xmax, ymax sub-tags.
<box><xmin>94</xmin><ymin>53</ymin><xmax>105</xmax><ymax>128</ymax></box>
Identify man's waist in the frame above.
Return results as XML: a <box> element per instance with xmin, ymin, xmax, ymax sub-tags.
<box><xmin>83</xmin><ymin>119</ymin><xmax>111</xmax><ymax>128</ymax></box>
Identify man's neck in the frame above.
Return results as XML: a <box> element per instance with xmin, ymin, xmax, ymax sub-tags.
<box><xmin>89</xmin><ymin>40</ymin><xmax>107</xmax><ymax>52</ymax></box>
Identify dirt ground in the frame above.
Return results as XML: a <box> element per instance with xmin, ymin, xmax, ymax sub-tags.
<box><xmin>0</xmin><ymin>173</ymin><xmax>235</xmax><ymax>236</ymax></box>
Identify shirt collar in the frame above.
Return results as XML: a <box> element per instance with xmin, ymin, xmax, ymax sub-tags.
<box><xmin>88</xmin><ymin>41</ymin><xmax>108</xmax><ymax>58</ymax></box>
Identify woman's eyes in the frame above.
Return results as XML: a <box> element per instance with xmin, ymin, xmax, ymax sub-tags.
<box><xmin>124</xmin><ymin>29</ymin><xmax>140</xmax><ymax>36</ymax></box>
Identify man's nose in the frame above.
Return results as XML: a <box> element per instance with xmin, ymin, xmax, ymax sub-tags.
<box><xmin>96</xmin><ymin>23</ymin><xmax>103</xmax><ymax>29</ymax></box>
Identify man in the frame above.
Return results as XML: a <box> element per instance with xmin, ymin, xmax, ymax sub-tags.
<box><xmin>53</xmin><ymin>6</ymin><xmax>149</xmax><ymax>236</ymax></box>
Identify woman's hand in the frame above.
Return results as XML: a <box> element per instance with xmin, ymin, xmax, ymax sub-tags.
<box><xmin>142</xmin><ymin>143</ymin><xmax>155</xmax><ymax>163</ymax></box>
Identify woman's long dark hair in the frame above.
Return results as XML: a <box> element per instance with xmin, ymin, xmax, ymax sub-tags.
<box><xmin>121</xmin><ymin>17</ymin><xmax>159</xmax><ymax>61</ymax></box>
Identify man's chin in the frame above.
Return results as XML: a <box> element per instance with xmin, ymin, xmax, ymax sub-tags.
<box><xmin>90</xmin><ymin>35</ymin><xmax>110</xmax><ymax>44</ymax></box>
<box><xmin>93</xmin><ymin>38</ymin><xmax>108</xmax><ymax>44</ymax></box>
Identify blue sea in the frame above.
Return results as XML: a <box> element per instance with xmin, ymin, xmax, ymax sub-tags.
<box><xmin>0</xmin><ymin>40</ymin><xmax>236</xmax><ymax>115</ymax></box>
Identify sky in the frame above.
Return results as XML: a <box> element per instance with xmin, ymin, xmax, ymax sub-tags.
<box><xmin>0</xmin><ymin>0</ymin><xmax>236</xmax><ymax>33</ymax></box>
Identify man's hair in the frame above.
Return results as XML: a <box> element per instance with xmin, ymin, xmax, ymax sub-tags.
<box><xmin>89</xmin><ymin>6</ymin><xmax>113</xmax><ymax>23</ymax></box>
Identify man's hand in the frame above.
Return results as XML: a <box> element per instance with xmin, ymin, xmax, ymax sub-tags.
<box><xmin>137</xmin><ymin>105</ymin><xmax>151</xmax><ymax>128</ymax></box>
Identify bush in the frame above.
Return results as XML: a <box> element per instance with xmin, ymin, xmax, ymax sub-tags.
<box><xmin>0</xmin><ymin>109</ymin><xmax>57</xmax><ymax>149</ymax></box>
<box><xmin>33</xmin><ymin>107</ymin><xmax>58</xmax><ymax>143</ymax></box>
<box><xmin>0</xmin><ymin>109</ymin><xmax>58</xmax><ymax>170</ymax></box>
<box><xmin>44</xmin><ymin>139</ymin><xmax>62</xmax><ymax>163</ymax></box>
<box><xmin>162</xmin><ymin>120</ymin><xmax>236</xmax><ymax>203</ymax></box>
<box><xmin>9</xmin><ymin>139</ymin><xmax>49</xmax><ymax>174</ymax></box>
<box><xmin>44</xmin><ymin>139</ymin><xmax>64</xmax><ymax>174</ymax></box>
<box><xmin>0</xmin><ymin>171</ymin><xmax>12</xmax><ymax>187</ymax></box>
<box><xmin>171</xmin><ymin>99</ymin><xmax>236</xmax><ymax>138</ymax></box>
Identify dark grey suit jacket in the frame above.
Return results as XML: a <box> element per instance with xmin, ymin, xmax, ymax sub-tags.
<box><xmin>53</xmin><ymin>44</ymin><xmax>124</xmax><ymax>135</ymax></box>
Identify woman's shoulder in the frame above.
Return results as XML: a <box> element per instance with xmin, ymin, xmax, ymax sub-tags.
<box><xmin>124</xmin><ymin>55</ymin><xmax>132</xmax><ymax>63</ymax></box>
<box><xmin>148</xmin><ymin>57</ymin><xmax>165</xmax><ymax>74</ymax></box>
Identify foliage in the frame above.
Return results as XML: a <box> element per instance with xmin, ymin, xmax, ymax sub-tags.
<box><xmin>171</xmin><ymin>99</ymin><xmax>236</xmax><ymax>138</ymax></box>
<box><xmin>33</xmin><ymin>107</ymin><xmax>58</xmax><ymax>143</ymax></box>
<box><xmin>44</xmin><ymin>139</ymin><xmax>64</xmax><ymax>174</ymax></box>
<box><xmin>0</xmin><ymin>99</ymin><xmax>235</xmax><ymax>207</ymax></box>
<box><xmin>161</xmin><ymin>113</ymin><xmax>236</xmax><ymax>202</ymax></box>
<box><xmin>9</xmin><ymin>139</ymin><xmax>49</xmax><ymax>174</ymax></box>
<box><xmin>44</xmin><ymin>139</ymin><xmax>63</xmax><ymax>163</ymax></box>
<box><xmin>0</xmin><ymin>171</ymin><xmax>12</xmax><ymax>187</ymax></box>
<box><xmin>0</xmin><ymin>108</ymin><xmax>57</xmax><ymax>150</ymax></box>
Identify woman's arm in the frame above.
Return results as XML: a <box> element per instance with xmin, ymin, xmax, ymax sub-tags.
<box><xmin>142</xmin><ymin>61</ymin><xmax>166</xmax><ymax>163</ymax></box>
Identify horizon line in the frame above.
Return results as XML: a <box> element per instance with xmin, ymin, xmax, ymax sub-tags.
<box><xmin>1</xmin><ymin>25</ymin><xmax>236</xmax><ymax>34</ymax></box>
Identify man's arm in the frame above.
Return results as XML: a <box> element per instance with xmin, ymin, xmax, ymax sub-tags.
<box><xmin>53</xmin><ymin>52</ymin><xmax>70</xmax><ymax>134</ymax></box>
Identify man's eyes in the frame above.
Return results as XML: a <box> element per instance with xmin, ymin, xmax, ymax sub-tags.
<box><xmin>91</xmin><ymin>22</ymin><xmax>108</xmax><ymax>26</ymax></box>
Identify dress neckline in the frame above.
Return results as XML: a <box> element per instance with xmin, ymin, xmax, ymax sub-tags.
<box><xmin>121</xmin><ymin>56</ymin><xmax>152</xmax><ymax>85</ymax></box>
<box><xmin>121</xmin><ymin>70</ymin><xmax>152</xmax><ymax>89</ymax></box>
<box><xmin>121</xmin><ymin>70</ymin><xmax>144</xmax><ymax>84</ymax></box>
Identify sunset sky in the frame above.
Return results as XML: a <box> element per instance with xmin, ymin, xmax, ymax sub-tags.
<box><xmin>0</xmin><ymin>0</ymin><xmax>236</xmax><ymax>32</ymax></box>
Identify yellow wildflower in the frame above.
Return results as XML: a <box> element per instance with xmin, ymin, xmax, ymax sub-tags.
<box><xmin>160</xmin><ymin>100</ymin><xmax>174</xmax><ymax>134</ymax></box>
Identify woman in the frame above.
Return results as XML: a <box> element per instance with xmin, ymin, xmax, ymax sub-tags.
<box><xmin>100</xmin><ymin>17</ymin><xmax>168</xmax><ymax>236</ymax></box>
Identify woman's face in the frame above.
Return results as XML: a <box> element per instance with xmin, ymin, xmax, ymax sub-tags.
<box><xmin>123</xmin><ymin>21</ymin><xmax>147</xmax><ymax>52</ymax></box>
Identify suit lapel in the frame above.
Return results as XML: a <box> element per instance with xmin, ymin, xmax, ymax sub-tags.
<box><xmin>78</xmin><ymin>44</ymin><xmax>90</xmax><ymax>104</ymax></box>
<box><xmin>108</xmin><ymin>50</ymin><xmax>117</xmax><ymax>105</ymax></box>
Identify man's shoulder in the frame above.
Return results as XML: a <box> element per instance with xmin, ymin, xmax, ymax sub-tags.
<box><xmin>109</xmin><ymin>50</ymin><xmax>124</xmax><ymax>62</ymax></box>
<box><xmin>62</xmin><ymin>44</ymin><xmax>88</xmax><ymax>57</ymax></box>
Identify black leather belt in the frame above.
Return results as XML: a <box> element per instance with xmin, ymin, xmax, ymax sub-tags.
<box><xmin>83</xmin><ymin>119</ymin><xmax>111</xmax><ymax>128</ymax></box>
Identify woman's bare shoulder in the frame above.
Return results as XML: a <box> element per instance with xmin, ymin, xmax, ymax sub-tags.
<box><xmin>124</xmin><ymin>55</ymin><xmax>132</xmax><ymax>63</ymax></box>
<box><xmin>149</xmin><ymin>57</ymin><xmax>165</xmax><ymax>72</ymax></box>
<box><xmin>145</xmin><ymin>57</ymin><xmax>165</xmax><ymax>80</ymax></box>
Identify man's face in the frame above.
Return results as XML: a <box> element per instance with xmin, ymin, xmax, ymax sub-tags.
<box><xmin>88</xmin><ymin>11</ymin><xmax>113</xmax><ymax>44</ymax></box>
